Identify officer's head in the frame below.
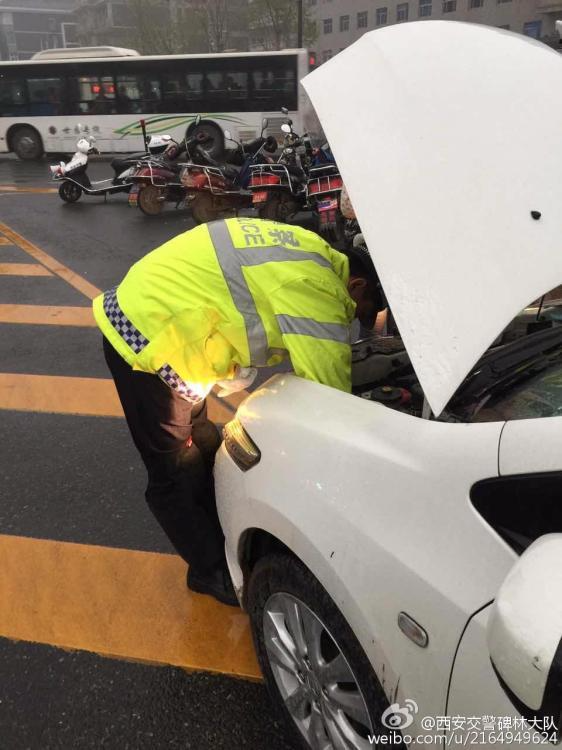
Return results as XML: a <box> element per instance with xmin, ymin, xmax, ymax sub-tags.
<box><xmin>344</xmin><ymin>245</ymin><xmax>385</xmax><ymax>329</ymax></box>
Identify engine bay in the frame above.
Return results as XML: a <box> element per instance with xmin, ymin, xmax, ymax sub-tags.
<box><xmin>351</xmin><ymin>300</ymin><xmax>562</xmax><ymax>422</ymax></box>
<box><xmin>351</xmin><ymin>334</ymin><xmax>424</xmax><ymax>416</ymax></box>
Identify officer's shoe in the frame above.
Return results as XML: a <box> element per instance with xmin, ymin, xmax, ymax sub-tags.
<box><xmin>187</xmin><ymin>564</ymin><xmax>239</xmax><ymax>607</ymax></box>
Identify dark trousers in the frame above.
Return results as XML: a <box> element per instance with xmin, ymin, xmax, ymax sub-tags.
<box><xmin>103</xmin><ymin>336</ymin><xmax>225</xmax><ymax>573</ymax></box>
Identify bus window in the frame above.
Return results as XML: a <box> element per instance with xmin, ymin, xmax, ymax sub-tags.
<box><xmin>251</xmin><ymin>62</ymin><xmax>297</xmax><ymax>110</ymax></box>
<box><xmin>207</xmin><ymin>71</ymin><xmax>247</xmax><ymax>98</ymax></box>
<box><xmin>0</xmin><ymin>77</ymin><xmax>26</xmax><ymax>116</ymax></box>
<box><xmin>161</xmin><ymin>73</ymin><xmax>188</xmax><ymax>112</ymax></box>
<box><xmin>116</xmin><ymin>74</ymin><xmax>161</xmax><ymax>114</ymax></box>
<box><xmin>67</xmin><ymin>75</ymin><xmax>116</xmax><ymax>115</ymax></box>
<box><xmin>27</xmin><ymin>77</ymin><xmax>63</xmax><ymax>116</ymax></box>
<box><xmin>185</xmin><ymin>72</ymin><xmax>204</xmax><ymax>101</ymax></box>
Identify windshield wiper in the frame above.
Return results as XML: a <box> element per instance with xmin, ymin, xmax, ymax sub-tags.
<box><xmin>449</xmin><ymin>326</ymin><xmax>562</xmax><ymax>413</ymax></box>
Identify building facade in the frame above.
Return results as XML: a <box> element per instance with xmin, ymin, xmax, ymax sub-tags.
<box><xmin>309</xmin><ymin>0</ymin><xmax>559</xmax><ymax>63</ymax></box>
<box><xmin>0</xmin><ymin>0</ymin><xmax>77</xmax><ymax>60</ymax></box>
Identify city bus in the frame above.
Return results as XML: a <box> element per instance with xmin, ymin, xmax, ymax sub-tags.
<box><xmin>0</xmin><ymin>46</ymin><xmax>316</xmax><ymax>159</ymax></box>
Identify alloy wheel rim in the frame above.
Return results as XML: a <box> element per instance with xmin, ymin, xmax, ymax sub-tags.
<box><xmin>263</xmin><ymin>592</ymin><xmax>374</xmax><ymax>749</ymax></box>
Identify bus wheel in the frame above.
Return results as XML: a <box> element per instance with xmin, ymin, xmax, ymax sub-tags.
<box><xmin>138</xmin><ymin>185</ymin><xmax>164</xmax><ymax>216</ymax></box>
<box><xmin>59</xmin><ymin>181</ymin><xmax>82</xmax><ymax>203</ymax></box>
<box><xmin>12</xmin><ymin>127</ymin><xmax>44</xmax><ymax>161</ymax></box>
<box><xmin>191</xmin><ymin>193</ymin><xmax>219</xmax><ymax>224</ymax></box>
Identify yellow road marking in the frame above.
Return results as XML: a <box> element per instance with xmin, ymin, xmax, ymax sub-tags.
<box><xmin>0</xmin><ymin>304</ymin><xmax>95</xmax><ymax>326</ymax></box>
<box><xmin>0</xmin><ymin>535</ymin><xmax>260</xmax><ymax>679</ymax></box>
<box><xmin>0</xmin><ymin>373</ymin><xmax>122</xmax><ymax>417</ymax></box>
<box><xmin>0</xmin><ymin>185</ymin><xmax>58</xmax><ymax>194</ymax></box>
<box><xmin>0</xmin><ymin>262</ymin><xmax>52</xmax><ymax>276</ymax></box>
<box><xmin>0</xmin><ymin>223</ymin><xmax>101</xmax><ymax>300</ymax></box>
<box><xmin>0</xmin><ymin>236</ymin><xmax>12</xmax><ymax>245</ymax></box>
<box><xmin>0</xmin><ymin>373</ymin><xmax>242</xmax><ymax>422</ymax></box>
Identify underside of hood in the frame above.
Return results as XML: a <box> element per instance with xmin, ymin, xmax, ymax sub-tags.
<box><xmin>302</xmin><ymin>21</ymin><xmax>562</xmax><ymax>416</ymax></box>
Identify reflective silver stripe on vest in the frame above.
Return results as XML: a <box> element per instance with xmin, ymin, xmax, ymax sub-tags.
<box><xmin>207</xmin><ymin>220</ymin><xmax>333</xmax><ymax>366</ymax></box>
<box><xmin>276</xmin><ymin>314</ymin><xmax>350</xmax><ymax>344</ymax></box>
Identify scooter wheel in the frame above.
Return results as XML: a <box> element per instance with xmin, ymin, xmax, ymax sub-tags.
<box><xmin>191</xmin><ymin>193</ymin><xmax>219</xmax><ymax>224</ymax></box>
<box><xmin>258</xmin><ymin>196</ymin><xmax>297</xmax><ymax>222</ymax></box>
<box><xmin>59</xmin><ymin>181</ymin><xmax>82</xmax><ymax>203</ymax></box>
<box><xmin>138</xmin><ymin>185</ymin><xmax>164</xmax><ymax>216</ymax></box>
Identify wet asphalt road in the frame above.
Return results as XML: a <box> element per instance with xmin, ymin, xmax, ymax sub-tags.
<box><xmin>0</xmin><ymin>156</ymin><xmax>297</xmax><ymax>750</ymax></box>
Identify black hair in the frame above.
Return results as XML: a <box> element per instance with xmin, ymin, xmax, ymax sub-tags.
<box><xmin>344</xmin><ymin>245</ymin><xmax>379</xmax><ymax>286</ymax></box>
<box><xmin>344</xmin><ymin>245</ymin><xmax>385</xmax><ymax>312</ymax></box>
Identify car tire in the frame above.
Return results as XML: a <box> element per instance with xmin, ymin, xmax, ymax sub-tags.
<box><xmin>247</xmin><ymin>553</ymin><xmax>401</xmax><ymax>750</ymax></box>
<box><xmin>12</xmin><ymin>126</ymin><xmax>44</xmax><ymax>161</ymax></box>
<box><xmin>58</xmin><ymin>181</ymin><xmax>82</xmax><ymax>203</ymax></box>
<box><xmin>137</xmin><ymin>184</ymin><xmax>164</xmax><ymax>216</ymax></box>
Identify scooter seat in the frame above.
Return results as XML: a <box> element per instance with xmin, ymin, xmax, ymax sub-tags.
<box><xmin>111</xmin><ymin>157</ymin><xmax>131</xmax><ymax>173</ymax></box>
<box><xmin>222</xmin><ymin>164</ymin><xmax>240</xmax><ymax>181</ymax></box>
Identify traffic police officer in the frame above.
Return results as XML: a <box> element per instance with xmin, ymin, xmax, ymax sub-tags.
<box><xmin>94</xmin><ymin>218</ymin><xmax>382</xmax><ymax>606</ymax></box>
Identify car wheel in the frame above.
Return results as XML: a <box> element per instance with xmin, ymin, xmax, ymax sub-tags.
<box><xmin>137</xmin><ymin>184</ymin><xmax>164</xmax><ymax>216</ymax></box>
<box><xmin>58</xmin><ymin>181</ymin><xmax>82</xmax><ymax>203</ymax></box>
<box><xmin>12</xmin><ymin>126</ymin><xmax>44</xmax><ymax>161</ymax></box>
<box><xmin>247</xmin><ymin>553</ymin><xmax>400</xmax><ymax>749</ymax></box>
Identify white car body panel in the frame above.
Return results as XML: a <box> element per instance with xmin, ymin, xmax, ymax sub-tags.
<box><xmin>302</xmin><ymin>22</ymin><xmax>562</xmax><ymax>415</ymax></box>
<box><xmin>215</xmin><ymin>374</ymin><xmax>520</xmax><ymax>731</ymax></box>
<box><xmin>499</xmin><ymin>416</ymin><xmax>562</xmax><ymax>475</ymax></box>
<box><xmin>447</xmin><ymin>606</ymin><xmax>547</xmax><ymax>746</ymax></box>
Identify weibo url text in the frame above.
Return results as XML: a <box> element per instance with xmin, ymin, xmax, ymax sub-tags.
<box><xmin>369</xmin><ymin>731</ymin><xmax>557</xmax><ymax>746</ymax></box>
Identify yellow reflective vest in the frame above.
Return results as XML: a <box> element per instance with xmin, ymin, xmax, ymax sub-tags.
<box><xmin>93</xmin><ymin>217</ymin><xmax>356</xmax><ymax>395</ymax></box>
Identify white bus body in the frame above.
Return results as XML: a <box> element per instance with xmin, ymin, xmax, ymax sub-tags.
<box><xmin>0</xmin><ymin>48</ymin><xmax>314</xmax><ymax>159</ymax></box>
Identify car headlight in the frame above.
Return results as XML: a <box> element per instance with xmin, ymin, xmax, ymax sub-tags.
<box><xmin>223</xmin><ymin>419</ymin><xmax>261</xmax><ymax>472</ymax></box>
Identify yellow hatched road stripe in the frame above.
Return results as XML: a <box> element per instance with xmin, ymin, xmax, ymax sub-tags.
<box><xmin>0</xmin><ymin>304</ymin><xmax>95</xmax><ymax>326</ymax></box>
<box><xmin>0</xmin><ymin>373</ymin><xmax>122</xmax><ymax>417</ymax></box>
<box><xmin>0</xmin><ymin>534</ymin><xmax>261</xmax><ymax>679</ymax></box>
<box><xmin>0</xmin><ymin>373</ymin><xmax>238</xmax><ymax>422</ymax></box>
<box><xmin>0</xmin><ymin>223</ymin><xmax>101</xmax><ymax>300</ymax></box>
<box><xmin>0</xmin><ymin>262</ymin><xmax>52</xmax><ymax>277</ymax></box>
<box><xmin>0</xmin><ymin>185</ymin><xmax>58</xmax><ymax>194</ymax></box>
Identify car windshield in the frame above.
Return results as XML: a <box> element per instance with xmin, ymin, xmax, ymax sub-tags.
<box><xmin>473</xmin><ymin>360</ymin><xmax>562</xmax><ymax>422</ymax></box>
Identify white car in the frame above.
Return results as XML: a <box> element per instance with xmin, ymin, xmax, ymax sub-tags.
<box><xmin>215</xmin><ymin>22</ymin><xmax>562</xmax><ymax>749</ymax></box>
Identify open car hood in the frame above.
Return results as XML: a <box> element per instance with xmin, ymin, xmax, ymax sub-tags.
<box><xmin>302</xmin><ymin>22</ymin><xmax>562</xmax><ymax>416</ymax></box>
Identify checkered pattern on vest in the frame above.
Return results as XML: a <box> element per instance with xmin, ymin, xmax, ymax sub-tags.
<box><xmin>103</xmin><ymin>287</ymin><xmax>149</xmax><ymax>354</ymax></box>
<box><xmin>103</xmin><ymin>287</ymin><xmax>202</xmax><ymax>405</ymax></box>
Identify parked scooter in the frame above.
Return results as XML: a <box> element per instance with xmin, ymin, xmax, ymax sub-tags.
<box><xmin>181</xmin><ymin>118</ymin><xmax>277</xmax><ymax>224</ymax></box>
<box><xmin>50</xmin><ymin>124</ymin><xmax>172</xmax><ymax>204</ymax></box>
<box><xmin>248</xmin><ymin>108</ymin><xmax>313</xmax><ymax>222</ymax></box>
<box><xmin>306</xmin><ymin>144</ymin><xmax>344</xmax><ymax>242</ymax></box>
<box><xmin>128</xmin><ymin>122</ymin><xmax>213</xmax><ymax>216</ymax></box>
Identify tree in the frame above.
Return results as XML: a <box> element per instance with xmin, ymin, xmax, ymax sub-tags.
<box><xmin>127</xmin><ymin>0</ymin><xmax>244</xmax><ymax>55</ymax></box>
<box><xmin>249</xmin><ymin>0</ymin><xmax>317</xmax><ymax>50</ymax></box>
<box><xmin>127</xmin><ymin>0</ymin><xmax>178</xmax><ymax>54</ymax></box>
<box><xmin>196</xmin><ymin>0</ymin><xmax>229</xmax><ymax>52</ymax></box>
